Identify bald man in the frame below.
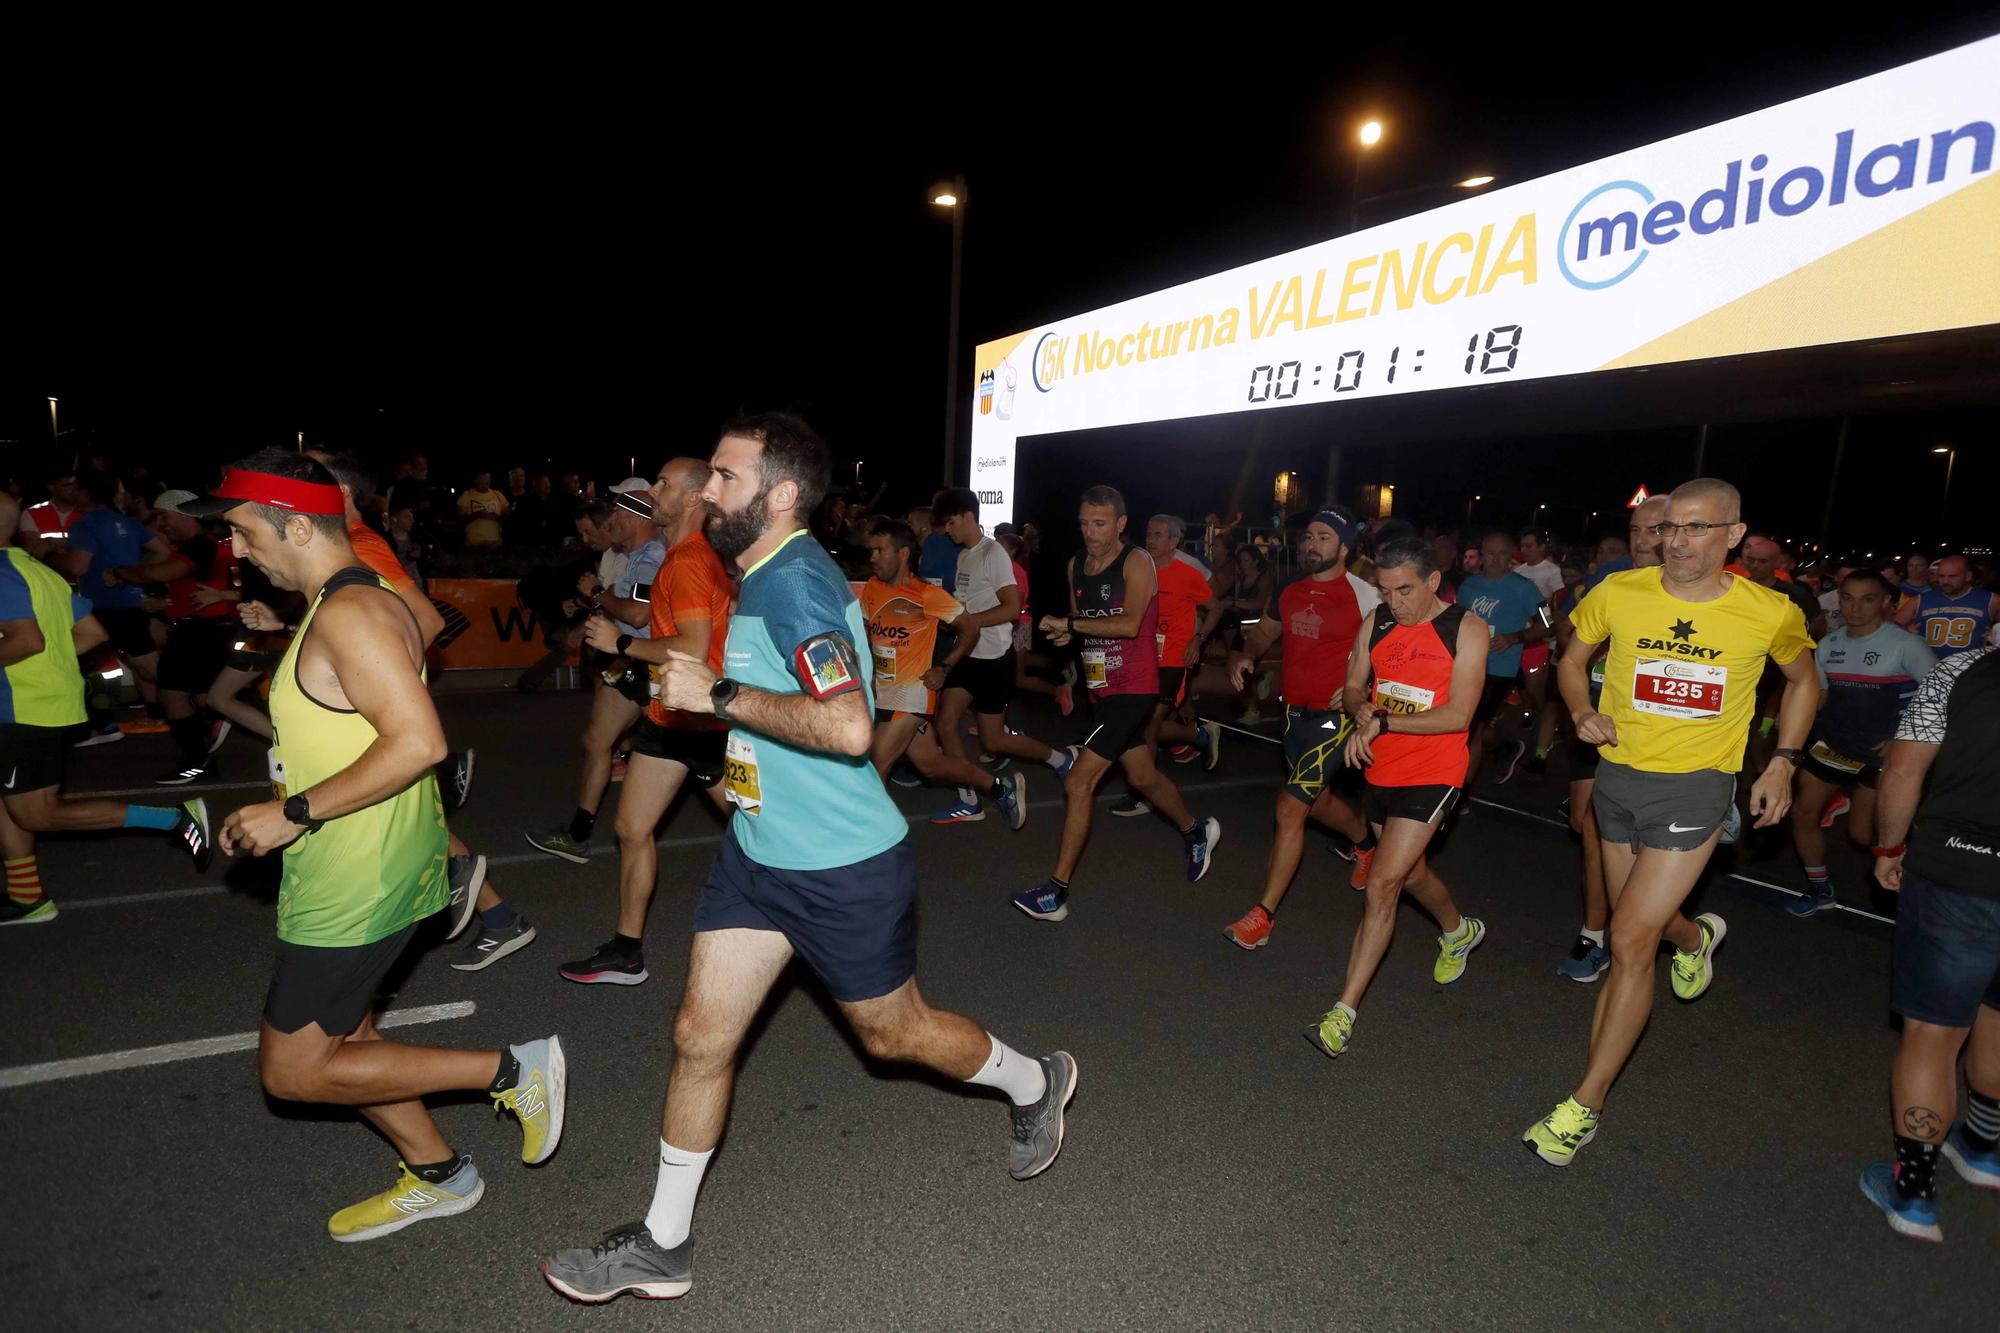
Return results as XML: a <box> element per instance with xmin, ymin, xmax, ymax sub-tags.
<box><xmin>1895</xmin><ymin>555</ymin><xmax>1999</xmax><ymax>659</ymax></box>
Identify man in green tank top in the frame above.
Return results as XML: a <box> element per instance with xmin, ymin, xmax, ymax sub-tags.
<box><xmin>190</xmin><ymin>451</ymin><xmax>570</xmax><ymax>1244</ymax></box>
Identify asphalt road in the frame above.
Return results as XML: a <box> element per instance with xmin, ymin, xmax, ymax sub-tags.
<box><xmin>3</xmin><ymin>690</ymin><xmax>1994</xmax><ymax>1331</ymax></box>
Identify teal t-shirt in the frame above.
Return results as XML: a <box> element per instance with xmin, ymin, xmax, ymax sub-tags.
<box><xmin>721</xmin><ymin>529</ymin><xmax>907</xmax><ymax>870</ymax></box>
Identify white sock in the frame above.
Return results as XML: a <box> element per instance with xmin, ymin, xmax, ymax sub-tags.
<box><xmin>1581</xmin><ymin>927</ymin><xmax>1605</xmax><ymax>946</ymax></box>
<box><xmin>959</xmin><ymin>786</ymin><xmax>979</xmax><ymax>805</ymax></box>
<box><xmin>1042</xmin><ymin>747</ymin><xmax>1070</xmax><ymax>770</ymax></box>
<box><xmin>644</xmin><ymin>1140</ymin><xmax>713</xmax><ymax>1248</ymax></box>
<box><xmin>964</xmin><ymin>1034</ymin><xmax>1047</xmax><ymax>1106</ymax></box>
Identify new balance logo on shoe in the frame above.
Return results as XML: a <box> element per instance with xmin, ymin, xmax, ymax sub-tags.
<box><xmin>514</xmin><ymin>1086</ymin><xmax>545</xmax><ymax>1118</ymax></box>
<box><xmin>390</xmin><ymin>1187</ymin><xmax>438</xmax><ymax>1214</ymax></box>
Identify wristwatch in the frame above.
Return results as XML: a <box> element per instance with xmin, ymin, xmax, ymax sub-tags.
<box><xmin>283</xmin><ymin>792</ymin><xmax>325</xmax><ymax>832</ymax></box>
<box><xmin>615</xmin><ymin>633</ymin><xmax>633</xmax><ymax>657</ymax></box>
<box><xmin>1772</xmin><ymin>747</ymin><xmax>1803</xmax><ymax>765</ymax></box>
<box><xmin>710</xmin><ymin>676</ymin><xmax>740</xmax><ymax>721</ymax></box>
<box><xmin>1378</xmin><ymin>712</ymin><xmax>1393</xmax><ymax>734</ymax></box>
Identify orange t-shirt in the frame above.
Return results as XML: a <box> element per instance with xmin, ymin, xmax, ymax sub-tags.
<box><xmin>1155</xmin><ymin>552</ymin><xmax>1215</xmax><ymax>666</ymax></box>
<box><xmin>861</xmin><ymin>575</ymin><xmax>964</xmax><ymax>715</ymax></box>
<box><xmin>647</xmin><ymin>530</ymin><xmax>735</xmax><ymax>728</ymax></box>
<box><xmin>348</xmin><ymin>522</ymin><xmax>417</xmax><ymax>593</ymax></box>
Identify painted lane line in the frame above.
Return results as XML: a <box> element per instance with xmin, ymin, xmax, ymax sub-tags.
<box><xmin>0</xmin><ymin>1001</ymin><xmax>477</xmax><ymax>1091</ymax></box>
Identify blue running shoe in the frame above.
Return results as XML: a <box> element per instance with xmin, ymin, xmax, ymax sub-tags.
<box><xmin>1185</xmin><ymin>816</ymin><xmax>1221</xmax><ymax>882</ymax></box>
<box><xmin>1786</xmin><ymin>884</ymin><xmax>1839</xmax><ymax>917</ymax></box>
<box><xmin>1556</xmin><ymin>935</ymin><xmax>1610</xmax><ymax>983</ymax></box>
<box><xmin>1053</xmin><ymin>745</ymin><xmax>1078</xmax><ymax>778</ymax></box>
<box><xmin>1012</xmin><ymin>881</ymin><xmax>1069</xmax><ymax>922</ymax></box>
<box><xmin>889</xmin><ymin>762</ymin><xmax>923</xmax><ymax>788</ymax></box>
<box><xmin>1859</xmin><ymin>1163</ymin><xmax>1942</xmax><ymax>1242</ymax></box>
<box><xmin>1943</xmin><ymin>1123</ymin><xmax>2000</xmax><ymax>1190</ymax></box>
<box><xmin>930</xmin><ymin>798</ymin><xmax>985</xmax><ymax>825</ymax></box>
<box><xmin>995</xmin><ymin>770</ymin><xmax>1027</xmax><ymax>832</ymax></box>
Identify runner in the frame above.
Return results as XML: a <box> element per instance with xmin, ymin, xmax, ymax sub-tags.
<box><xmin>57</xmin><ymin>471</ymin><xmax>168</xmax><ymax>729</ymax></box>
<box><xmin>1524</xmin><ymin>478</ymin><xmax>1817</xmax><ymax>1167</ymax></box>
<box><xmin>929</xmin><ymin>487</ymin><xmax>1073</xmax><ymax>826</ymax></box>
<box><xmin>14</xmin><ymin>465</ymin><xmax>81</xmax><ymax>564</ymax></box>
<box><xmin>1013</xmin><ymin>486</ymin><xmax>1220</xmax><ymax>924</ymax></box>
<box><xmin>1221</xmin><ymin>508</ymin><xmax>1380</xmax><ymax>950</ymax></box>
<box><xmin>861</xmin><ymin>519</ymin><xmax>1027</xmax><ymax>823</ymax></box>
<box><xmin>1304</xmin><ymin>537</ymin><xmax>1488</xmax><ymax>1058</ymax></box>
<box><xmin>1860</xmin><ymin>644</ymin><xmax>2000</xmax><ymax>1243</ymax></box>
<box><xmin>186</xmin><ymin>451</ymin><xmax>565</xmax><ymax>1243</ymax></box>
<box><xmin>1786</xmin><ymin>569</ymin><xmax>1935</xmax><ymax>916</ymax></box>
<box><xmin>561</xmin><ymin>457</ymin><xmax>734</xmax><ymax>987</ymax></box>
<box><xmin>541</xmin><ymin>412</ymin><xmax>1075</xmax><ymax>1303</ymax></box>
<box><xmin>1458</xmin><ymin>532</ymin><xmax>1547</xmax><ymax>784</ymax></box>
<box><xmin>1896</xmin><ymin>554</ymin><xmax>1999</xmax><ymax>660</ymax></box>
<box><xmin>525</xmin><ymin>488</ymin><xmax>662</xmax><ymax>863</ymax></box>
<box><xmin>1143</xmin><ymin>515</ymin><xmax>1221</xmax><ymax>768</ymax></box>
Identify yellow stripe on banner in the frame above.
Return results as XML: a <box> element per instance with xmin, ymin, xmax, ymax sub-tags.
<box><xmin>1600</xmin><ymin>171</ymin><xmax>2000</xmax><ymax>370</ymax></box>
<box><xmin>974</xmin><ymin>331</ymin><xmax>1033</xmax><ymax>377</ymax></box>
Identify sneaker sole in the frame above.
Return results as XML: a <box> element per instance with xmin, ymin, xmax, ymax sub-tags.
<box><xmin>1675</xmin><ymin>915</ymin><xmax>1728</xmax><ymax>1001</ymax></box>
<box><xmin>206</xmin><ymin>723</ymin><xmax>233</xmax><ymax>757</ymax></box>
<box><xmin>1303</xmin><ymin>1027</ymin><xmax>1349</xmax><ymax>1059</ymax></box>
<box><xmin>450</xmin><ymin>925</ymin><xmax>538</xmax><ymax>971</ymax></box>
<box><xmin>446</xmin><ymin>856</ymin><xmax>485</xmax><ymax>941</ymax></box>
<box><xmin>1013</xmin><ymin>899</ymin><xmax>1069</xmax><ymax>923</ymax></box>
<box><xmin>73</xmin><ymin>731</ymin><xmax>125</xmax><ymax>748</ymax></box>
<box><xmin>1495</xmin><ymin>748</ymin><xmax>1524</xmax><ymax>784</ymax></box>
<box><xmin>1942</xmin><ymin>1137</ymin><xmax>2000</xmax><ymax>1190</ymax></box>
<box><xmin>930</xmin><ymin>813</ymin><xmax>987</xmax><ymax>824</ymax></box>
<box><xmin>543</xmin><ymin>1265</ymin><xmax>690</xmax><ymax>1303</ymax></box>
<box><xmin>1110</xmin><ymin>806</ymin><xmax>1152</xmax><ymax>818</ymax></box>
<box><xmin>1557</xmin><ymin>963</ymin><xmax>1608</xmax><ymax>984</ymax></box>
<box><xmin>0</xmin><ymin>902</ymin><xmax>59</xmax><ymax>926</ymax></box>
<box><xmin>1224</xmin><ymin>927</ymin><xmax>1268</xmax><ymax>950</ymax></box>
<box><xmin>1524</xmin><ymin>1124</ymin><xmax>1597</xmax><ymax>1167</ymax></box>
<box><xmin>525</xmin><ymin>834</ymin><xmax>591</xmax><ymax>865</ymax></box>
<box><xmin>1859</xmin><ymin>1170</ymin><xmax>1943</xmax><ymax>1242</ymax></box>
<box><xmin>1011</xmin><ymin>1052</ymin><xmax>1077</xmax><ymax>1180</ymax></box>
<box><xmin>527</xmin><ymin>1036</ymin><xmax>566</xmax><ymax>1165</ymax></box>
<box><xmin>560</xmin><ymin>967</ymin><xmax>650</xmax><ymax>986</ymax></box>
<box><xmin>331</xmin><ymin>1177</ymin><xmax>485</xmax><ymax>1243</ymax></box>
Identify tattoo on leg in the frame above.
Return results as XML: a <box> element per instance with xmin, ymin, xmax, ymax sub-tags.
<box><xmin>1903</xmin><ymin>1106</ymin><xmax>1944</xmax><ymax>1140</ymax></box>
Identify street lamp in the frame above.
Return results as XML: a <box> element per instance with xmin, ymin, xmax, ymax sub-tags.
<box><xmin>933</xmin><ymin>177</ymin><xmax>967</xmax><ymax>488</ymax></box>
<box><xmin>48</xmin><ymin>396</ymin><xmax>58</xmax><ymax>444</ymax></box>
<box><xmin>1353</xmin><ymin>172</ymin><xmax>1498</xmax><ymax>231</ymax></box>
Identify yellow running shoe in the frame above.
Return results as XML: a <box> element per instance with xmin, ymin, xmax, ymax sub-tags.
<box><xmin>1433</xmin><ymin>917</ymin><xmax>1486</xmax><ymax>985</ymax></box>
<box><xmin>1670</xmin><ymin>913</ymin><xmax>1727</xmax><ymax>1001</ymax></box>
<box><xmin>493</xmin><ymin>1035</ymin><xmax>567</xmax><ymax>1165</ymax></box>
<box><xmin>328</xmin><ymin>1158</ymin><xmax>484</xmax><ymax>1242</ymax></box>
<box><xmin>1304</xmin><ymin>1003</ymin><xmax>1356</xmax><ymax>1059</ymax></box>
<box><xmin>1523</xmin><ymin>1097</ymin><xmax>1601</xmax><ymax>1167</ymax></box>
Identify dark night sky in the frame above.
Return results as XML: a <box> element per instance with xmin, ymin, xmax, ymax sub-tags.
<box><xmin>9</xmin><ymin>12</ymin><xmax>1998</xmax><ymax>552</ymax></box>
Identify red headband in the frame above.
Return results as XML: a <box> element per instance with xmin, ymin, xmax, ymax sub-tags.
<box><xmin>209</xmin><ymin>469</ymin><xmax>346</xmax><ymax>516</ymax></box>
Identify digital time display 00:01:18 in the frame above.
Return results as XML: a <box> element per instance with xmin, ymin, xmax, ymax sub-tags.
<box><xmin>1245</xmin><ymin>324</ymin><xmax>1525</xmax><ymax>402</ymax></box>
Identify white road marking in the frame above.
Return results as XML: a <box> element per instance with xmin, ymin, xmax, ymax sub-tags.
<box><xmin>0</xmin><ymin>1001</ymin><xmax>477</xmax><ymax>1091</ymax></box>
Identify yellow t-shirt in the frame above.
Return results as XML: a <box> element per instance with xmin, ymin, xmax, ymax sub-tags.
<box><xmin>457</xmin><ymin>489</ymin><xmax>509</xmax><ymax>546</ymax></box>
<box><xmin>1569</xmin><ymin>567</ymin><xmax>1813</xmax><ymax>774</ymax></box>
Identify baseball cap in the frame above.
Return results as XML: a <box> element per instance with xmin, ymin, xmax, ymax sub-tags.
<box><xmin>153</xmin><ymin>489</ymin><xmax>201</xmax><ymax>516</ymax></box>
<box><xmin>608</xmin><ymin>476</ymin><xmax>652</xmax><ymax>495</ymax></box>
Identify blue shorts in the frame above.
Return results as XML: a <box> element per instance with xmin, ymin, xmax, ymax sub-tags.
<box><xmin>1892</xmin><ymin>870</ymin><xmax>2000</xmax><ymax>1028</ymax></box>
<box><xmin>693</xmin><ymin>833</ymin><xmax>917</xmax><ymax>1003</ymax></box>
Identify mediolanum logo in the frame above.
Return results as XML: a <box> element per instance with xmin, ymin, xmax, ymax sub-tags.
<box><xmin>1559</xmin><ymin>121</ymin><xmax>1994</xmax><ymax>290</ymax></box>
<box><xmin>975</xmin><ymin>455</ymin><xmax>1007</xmax><ymax>471</ymax></box>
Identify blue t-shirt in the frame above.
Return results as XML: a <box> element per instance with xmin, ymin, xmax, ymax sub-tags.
<box><xmin>1458</xmin><ymin>570</ymin><xmax>1545</xmax><ymax>677</ymax></box>
<box><xmin>919</xmin><ymin>533</ymin><xmax>960</xmax><ymax>588</ymax></box>
<box><xmin>1912</xmin><ymin>587</ymin><xmax>1994</xmax><ymax>660</ymax></box>
<box><xmin>67</xmin><ymin>509</ymin><xmax>152</xmax><ymax>610</ymax></box>
<box><xmin>615</xmin><ymin>539</ymin><xmax>666</xmax><ymax>638</ymax></box>
<box><xmin>721</xmin><ymin>529</ymin><xmax>907</xmax><ymax>871</ymax></box>
<box><xmin>1814</xmin><ymin>623</ymin><xmax>1935</xmax><ymax>759</ymax></box>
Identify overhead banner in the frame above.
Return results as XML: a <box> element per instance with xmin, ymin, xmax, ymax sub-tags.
<box><xmin>968</xmin><ymin>35</ymin><xmax>2000</xmax><ymax>525</ymax></box>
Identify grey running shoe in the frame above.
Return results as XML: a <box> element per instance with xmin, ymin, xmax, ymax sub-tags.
<box><xmin>1109</xmin><ymin>793</ymin><xmax>1151</xmax><ymax>817</ymax></box>
<box><xmin>544</xmin><ymin>1223</ymin><xmax>692</xmax><ymax>1303</ymax></box>
<box><xmin>444</xmin><ymin>853</ymin><xmax>485</xmax><ymax>941</ymax></box>
<box><xmin>450</xmin><ymin>916</ymin><xmax>537</xmax><ymax>971</ymax></box>
<box><xmin>440</xmin><ymin>748</ymin><xmax>476</xmax><ymax>813</ymax></box>
<box><xmin>525</xmin><ymin>826</ymin><xmax>591</xmax><ymax>865</ymax></box>
<box><xmin>1009</xmin><ymin>1051</ymin><xmax>1078</xmax><ymax>1180</ymax></box>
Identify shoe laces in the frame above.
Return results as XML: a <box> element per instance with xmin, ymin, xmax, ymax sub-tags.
<box><xmin>1548</xmin><ymin>1099</ymin><xmax>1594</xmax><ymax>1140</ymax></box>
<box><xmin>588</xmin><ymin>1223</ymin><xmax>652</xmax><ymax>1258</ymax></box>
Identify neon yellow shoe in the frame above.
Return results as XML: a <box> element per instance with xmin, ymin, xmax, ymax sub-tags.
<box><xmin>328</xmin><ymin>1158</ymin><xmax>484</xmax><ymax>1242</ymax></box>
<box><xmin>1433</xmin><ymin>917</ymin><xmax>1486</xmax><ymax>985</ymax></box>
<box><xmin>1523</xmin><ymin>1097</ymin><xmax>1601</xmax><ymax>1167</ymax></box>
<box><xmin>1671</xmin><ymin>914</ymin><xmax>1728</xmax><ymax>1001</ymax></box>
<box><xmin>492</xmin><ymin>1035</ymin><xmax>567</xmax><ymax>1165</ymax></box>
<box><xmin>1304</xmin><ymin>1003</ymin><xmax>1356</xmax><ymax>1059</ymax></box>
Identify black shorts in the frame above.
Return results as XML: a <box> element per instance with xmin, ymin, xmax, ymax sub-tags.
<box><xmin>94</xmin><ymin>606</ymin><xmax>160</xmax><ymax>658</ymax></box>
<box><xmin>263</xmin><ymin>923</ymin><xmax>419</xmax><ymax>1036</ymax></box>
<box><xmin>1567</xmin><ymin>736</ymin><xmax>1602</xmax><ymax>780</ymax></box>
<box><xmin>693</xmin><ymin>833</ymin><xmax>916</xmax><ymax>1003</ymax></box>
<box><xmin>1082</xmin><ymin>692</ymin><xmax>1155</xmax><ymax>760</ymax></box>
<box><xmin>1365</xmin><ymin>782</ymin><xmax>1460</xmax><ymax>827</ymax></box>
<box><xmin>1801</xmin><ymin>735</ymin><xmax>1881</xmax><ymax>789</ymax></box>
<box><xmin>0</xmin><ymin>723</ymin><xmax>69</xmax><ymax>796</ymax></box>
<box><xmin>1473</xmin><ymin>675</ymin><xmax>1515</xmax><ymax>728</ymax></box>
<box><xmin>157</xmin><ymin>618</ymin><xmax>237</xmax><ymax>694</ymax></box>
<box><xmin>944</xmin><ymin>651</ymin><xmax>1014</xmax><ymax>715</ymax></box>
<box><xmin>1282</xmin><ymin>707</ymin><xmax>1352</xmax><ymax>807</ymax></box>
<box><xmin>630</xmin><ymin>717</ymin><xmax>728</xmax><ymax>786</ymax></box>
<box><xmin>1157</xmin><ymin>666</ymin><xmax>1190</xmax><ymax>712</ymax></box>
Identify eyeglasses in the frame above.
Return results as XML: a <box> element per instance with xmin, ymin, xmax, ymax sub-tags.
<box><xmin>1646</xmin><ymin>521</ymin><xmax>1734</xmax><ymax>539</ymax></box>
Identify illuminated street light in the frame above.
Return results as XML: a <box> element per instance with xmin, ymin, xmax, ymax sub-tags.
<box><xmin>1458</xmin><ymin>175</ymin><xmax>1495</xmax><ymax>188</ymax></box>
<box><xmin>932</xmin><ymin>191</ymin><xmax>958</xmax><ymax>207</ymax></box>
<box><xmin>1359</xmin><ymin>120</ymin><xmax>1383</xmax><ymax>147</ymax></box>
<box><xmin>932</xmin><ymin>176</ymin><xmax>968</xmax><ymax>487</ymax></box>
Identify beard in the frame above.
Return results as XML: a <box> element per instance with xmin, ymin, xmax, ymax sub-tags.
<box><xmin>705</xmin><ymin>487</ymin><xmax>772</xmax><ymax>561</ymax></box>
<box><xmin>1297</xmin><ymin>547</ymin><xmax>1328</xmax><ymax>574</ymax></box>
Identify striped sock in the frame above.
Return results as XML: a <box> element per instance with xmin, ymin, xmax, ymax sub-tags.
<box><xmin>5</xmin><ymin>855</ymin><xmax>42</xmax><ymax>907</ymax></box>
<box><xmin>1804</xmin><ymin>865</ymin><xmax>1829</xmax><ymax>892</ymax></box>
<box><xmin>1966</xmin><ymin>1089</ymin><xmax>2000</xmax><ymax>1151</ymax></box>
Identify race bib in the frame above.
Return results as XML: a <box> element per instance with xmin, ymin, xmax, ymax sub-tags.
<box><xmin>267</xmin><ymin>747</ymin><xmax>288</xmax><ymax>801</ymax></box>
<box><xmin>723</xmin><ymin>732</ymin><xmax>762</xmax><ymax>815</ymax></box>
<box><xmin>1808</xmin><ymin>738</ymin><xmax>1867</xmax><ymax>774</ymax></box>
<box><xmin>1082</xmin><ymin>648</ymin><xmax>1108</xmax><ymax>689</ymax></box>
<box><xmin>1631</xmin><ymin>657</ymin><xmax>1726</xmax><ymax>718</ymax></box>
<box><xmin>871</xmin><ymin>644</ymin><xmax>896</xmax><ymax>681</ymax></box>
<box><xmin>1376</xmin><ymin>678</ymin><xmax>1435</xmax><ymax>715</ymax></box>
<box><xmin>1155</xmin><ymin>631</ymin><xmax>1167</xmax><ymax>661</ymax></box>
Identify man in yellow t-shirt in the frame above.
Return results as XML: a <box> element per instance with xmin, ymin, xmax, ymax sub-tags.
<box><xmin>1525</xmin><ymin>477</ymin><xmax>1818</xmax><ymax>1169</ymax></box>
<box><xmin>457</xmin><ymin>472</ymin><xmax>510</xmax><ymax>547</ymax></box>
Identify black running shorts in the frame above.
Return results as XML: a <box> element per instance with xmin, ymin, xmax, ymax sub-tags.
<box><xmin>0</xmin><ymin>723</ymin><xmax>68</xmax><ymax>796</ymax></box>
<box><xmin>264</xmin><ymin>924</ymin><xmax>419</xmax><ymax>1037</ymax></box>
<box><xmin>1365</xmin><ymin>782</ymin><xmax>1460</xmax><ymax>827</ymax></box>
<box><xmin>1282</xmin><ymin>707</ymin><xmax>1352</xmax><ymax>807</ymax></box>
<box><xmin>943</xmin><ymin>652</ymin><xmax>1014</xmax><ymax>715</ymax></box>
<box><xmin>157</xmin><ymin>618</ymin><xmax>237</xmax><ymax>694</ymax></box>
<box><xmin>1082</xmin><ymin>692</ymin><xmax>1155</xmax><ymax>761</ymax></box>
<box><xmin>630</xmin><ymin>718</ymin><xmax>727</xmax><ymax>787</ymax></box>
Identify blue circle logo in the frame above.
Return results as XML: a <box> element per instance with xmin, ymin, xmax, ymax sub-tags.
<box><xmin>1559</xmin><ymin>180</ymin><xmax>1656</xmax><ymax>291</ymax></box>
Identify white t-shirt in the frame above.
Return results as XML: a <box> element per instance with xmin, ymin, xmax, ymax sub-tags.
<box><xmin>1515</xmin><ymin>559</ymin><xmax>1564</xmax><ymax>601</ymax></box>
<box><xmin>598</xmin><ymin>546</ymin><xmax>630</xmax><ymax>590</ymax></box>
<box><xmin>954</xmin><ymin>536</ymin><xmax>1018</xmax><ymax>659</ymax></box>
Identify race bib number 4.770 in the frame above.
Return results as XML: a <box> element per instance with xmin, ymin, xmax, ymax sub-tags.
<box><xmin>1631</xmin><ymin>657</ymin><xmax>1726</xmax><ymax>719</ymax></box>
<box><xmin>1375</xmin><ymin>679</ymin><xmax>1436</xmax><ymax>715</ymax></box>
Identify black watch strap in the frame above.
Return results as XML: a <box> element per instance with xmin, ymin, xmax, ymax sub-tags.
<box><xmin>616</xmin><ymin>633</ymin><xmax>633</xmax><ymax>657</ymax></box>
<box><xmin>284</xmin><ymin>793</ymin><xmax>324</xmax><ymax>830</ymax></box>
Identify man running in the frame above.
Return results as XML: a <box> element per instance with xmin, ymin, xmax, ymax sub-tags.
<box><xmin>1897</xmin><ymin>554</ymin><xmax>1999</xmax><ymax>660</ymax></box>
<box><xmin>1525</xmin><ymin>478</ymin><xmax>1817</xmax><ymax>1167</ymax></box>
<box><xmin>561</xmin><ymin>457</ymin><xmax>734</xmax><ymax>986</ymax></box>
<box><xmin>542</xmin><ymin>412</ymin><xmax>1074</xmax><ymax>1303</ymax></box>
<box><xmin>1222</xmin><ymin>508</ymin><xmax>1380</xmax><ymax>950</ymax></box>
<box><xmin>1304</xmin><ymin>537</ymin><xmax>1488</xmax><ymax>1058</ymax></box>
<box><xmin>1013</xmin><ymin>486</ymin><xmax>1220</xmax><ymax>923</ymax></box>
<box><xmin>1860</xmin><ymin>643</ymin><xmax>2000</xmax><ymax>1242</ymax></box>
<box><xmin>861</xmin><ymin>520</ymin><xmax>1027</xmax><ymax>822</ymax></box>
<box><xmin>188</xmin><ymin>451</ymin><xmax>565</xmax><ymax>1240</ymax></box>
<box><xmin>1786</xmin><ymin>569</ymin><xmax>1934</xmax><ymax>917</ymax></box>
<box><xmin>1138</xmin><ymin>514</ymin><xmax>1221</xmax><ymax>778</ymax></box>
<box><xmin>929</xmin><ymin>487</ymin><xmax>1073</xmax><ymax>825</ymax></box>
<box><xmin>1458</xmin><ymin>532</ymin><xmax>1547</xmax><ymax>784</ymax></box>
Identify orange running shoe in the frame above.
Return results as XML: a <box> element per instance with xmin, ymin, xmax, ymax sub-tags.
<box><xmin>119</xmin><ymin>716</ymin><xmax>169</xmax><ymax>735</ymax></box>
<box><xmin>1348</xmin><ymin>846</ymin><xmax>1375</xmax><ymax>891</ymax></box>
<box><xmin>1224</xmin><ymin>905</ymin><xmax>1273</xmax><ymax>950</ymax></box>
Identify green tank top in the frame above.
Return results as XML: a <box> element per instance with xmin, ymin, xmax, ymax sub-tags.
<box><xmin>268</xmin><ymin>569</ymin><xmax>448</xmax><ymax>946</ymax></box>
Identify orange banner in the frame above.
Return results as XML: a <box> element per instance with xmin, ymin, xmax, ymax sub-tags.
<box><xmin>426</xmin><ymin>579</ymin><xmax>554</xmax><ymax>670</ymax></box>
